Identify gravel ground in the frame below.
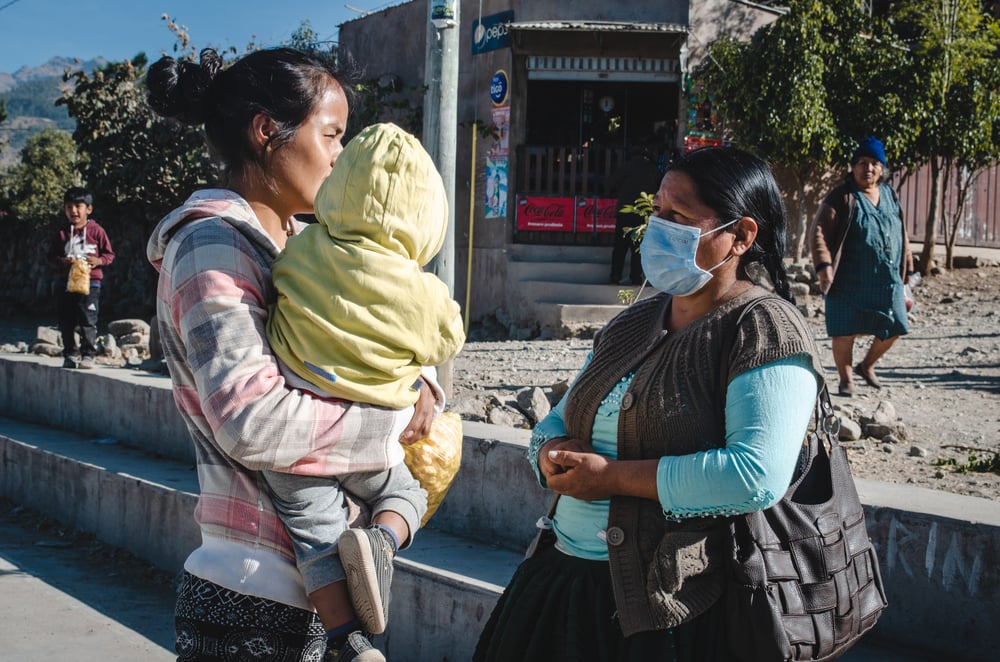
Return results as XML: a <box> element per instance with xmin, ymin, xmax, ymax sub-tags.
<box><xmin>451</xmin><ymin>264</ymin><xmax>1000</xmax><ymax>502</ymax></box>
<box><xmin>2</xmin><ymin>264</ymin><xmax>998</xmax><ymax>502</ymax></box>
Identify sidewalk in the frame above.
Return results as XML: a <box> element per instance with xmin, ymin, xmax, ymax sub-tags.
<box><xmin>0</xmin><ymin>502</ymin><xmax>174</xmax><ymax>661</ymax></box>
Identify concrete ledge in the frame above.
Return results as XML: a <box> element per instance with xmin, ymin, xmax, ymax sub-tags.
<box><xmin>0</xmin><ymin>416</ymin><xmax>200</xmax><ymax>571</ymax></box>
<box><xmin>0</xmin><ymin>354</ymin><xmax>193</xmax><ymax>464</ymax></box>
<box><xmin>857</xmin><ymin>479</ymin><xmax>1000</xmax><ymax>661</ymax></box>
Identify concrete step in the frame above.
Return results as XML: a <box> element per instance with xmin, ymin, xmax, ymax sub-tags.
<box><xmin>505</xmin><ymin>243</ymin><xmax>651</xmax><ymax>335</ymax></box>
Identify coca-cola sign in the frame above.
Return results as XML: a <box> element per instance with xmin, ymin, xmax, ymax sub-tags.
<box><xmin>516</xmin><ymin>196</ymin><xmax>575</xmax><ymax>232</ymax></box>
<box><xmin>575</xmin><ymin>197</ymin><xmax>619</xmax><ymax>233</ymax></box>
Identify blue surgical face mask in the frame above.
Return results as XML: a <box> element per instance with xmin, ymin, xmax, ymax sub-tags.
<box><xmin>639</xmin><ymin>215</ymin><xmax>738</xmax><ymax>296</ymax></box>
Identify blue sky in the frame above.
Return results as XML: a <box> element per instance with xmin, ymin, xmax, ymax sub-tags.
<box><xmin>0</xmin><ymin>0</ymin><xmax>395</xmax><ymax>73</ymax></box>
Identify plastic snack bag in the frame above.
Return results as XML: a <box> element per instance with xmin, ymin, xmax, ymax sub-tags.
<box><xmin>402</xmin><ymin>411</ymin><xmax>463</xmax><ymax>527</ymax></box>
<box><xmin>66</xmin><ymin>258</ymin><xmax>92</xmax><ymax>295</ymax></box>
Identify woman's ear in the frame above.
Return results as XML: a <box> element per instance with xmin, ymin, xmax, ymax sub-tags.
<box><xmin>731</xmin><ymin>216</ymin><xmax>758</xmax><ymax>256</ymax></box>
<box><xmin>250</xmin><ymin>113</ymin><xmax>277</xmax><ymax>151</ymax></box>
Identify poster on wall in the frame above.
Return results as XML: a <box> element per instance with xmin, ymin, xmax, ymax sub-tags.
<box><xmin>683</xmin><ymin>88</ymin><xmax>723</xmax><ymax>153</ymax></box>
<box><xmin>490</xmin><ymin>105</ymin><xmax>510</xmax><ymax>158</ymax></box>
<box><xmin>485</xmin><ymin>156</ymin><xmax>508</xmax><ymax>219</ymax></box>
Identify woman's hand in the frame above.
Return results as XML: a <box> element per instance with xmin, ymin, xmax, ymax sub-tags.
<box><xmin>545</xmin><ymin>446</ymin><xmax>615</xmax><ymax>501</ymax></box>
<box><xmin>817</xmin><ymin>265</ymin><xmax>834</xmax><ymax>294</ymax></box>
<box><xmin>400</xmin><ymin>381</ymin><xmax>435</xmax><ymax>445</ymax></box>
<box><xmin>538</xmin><ymin>437</ymin><xmax>592</xmax><ymax>483</ymax></box>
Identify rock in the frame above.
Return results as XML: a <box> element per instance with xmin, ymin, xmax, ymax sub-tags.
<box><xmin>953</xmin><ymin>255</ymin><xmax>980</xmax><ymax>269</ymax></box>
<box><xmin>487</xmin><ymin>405</ymin><xmax>521</xmax><ymax>428</ymax></box>
<box><xmin>108</xmin><ymin>319</ymin><xmax>151</xmax><ymax>336</ymax></box>
<box><xmin>880</xmin><ymin>444</ymin><xmax>894</xmax><ymax>453</ymax></box>
<box><xmin>872</xmin><ymin>401</ymin><xmax>896</xmax><ymax>425</ymax></box>
<box><xmin>881</xmin><ymin>433</ymin><xmax>901</xmax><ymax>445</ymax></box>
<box><xmin>909</xmin><ymin>445</ymin><xmax>929</xmax><ymax>458</ymax></box>
<box><xmin>838</xmin><ymin>417</ymin><xmax>862</xmax><ymax>441</ymax></box>
<box><xmin>789</xmin><ymin>282</ymin><xmax>810</xmax><ymax>298</ymax></box>
<box><xmin>118</xmin><ymin>332</ymin><xmax>147</xmax><ymax>346</ymax></box>
<box><xmin>449</xmin><ymin>397</ymin><xmax>488</xmax><ymax>422</ymax></box>
<box><xmin>509</xmin><ymin>325</ymin><xmax>534</xmax><ymax>341</ymax></box>
<box><xmin>36</xmin><ymin>326</ymin><xmax>61</xmax><ymax>347</ymax></box>
<box><xmin>31</xmin><ymin>342</ymin><xmax>63</xmax><ymax>357</ymax></box>
<box><xmin>515</xmin><ymin>386</ymin><xmax>551</xmax><ymax>425</ymax></box>
<box><xmin>863</xmin><ymin>423</ymin><xmax>894</xmax><ymax>439</ymax></box>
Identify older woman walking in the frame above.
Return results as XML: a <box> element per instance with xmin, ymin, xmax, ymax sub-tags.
<box><xmin>811</xmin><ymin>136</ymin><xmax>913</xmax><ymax>396</ymax></box>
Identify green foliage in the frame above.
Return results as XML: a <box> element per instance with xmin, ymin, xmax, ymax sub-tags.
<box><xmin>888</xmin><ymin>0</ymin><xmax>1000</xmax><ymax>271</ymax></box>
<box><xmin>934</xmin><ymin>448</ymin><xmax>1000</xmax><ymax>475</ymax></box>
<box><xmin>1</xmin><ymin>128</ymin><xmax>82</xmax><ymax>228</ymax></box>
<box><xmin>57</xmin><ymin>56</ymin><xmax>216</xmax><ymax>222</ymax></box>
<box><xmin>352</xmin><ymin>76</ymin><xmax>425</xmax><ymax>137</ymax></box>
<box><xmin>620</xmin><ymin>191</ymin><xmax>656</xmax><ymax>245</ymax></box>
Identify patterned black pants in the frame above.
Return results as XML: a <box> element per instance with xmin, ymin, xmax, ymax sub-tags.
<box><xmin>174</xmin><ymin>572</ymin><xmax>327</xmax><ymax>662</ymax></box>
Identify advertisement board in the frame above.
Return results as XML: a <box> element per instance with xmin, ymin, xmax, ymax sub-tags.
<box><xmin>575</xmin><ymin>197</ymin><xmax>618</xmax><ymax>233</ymax></box>
<box><xmin>515</xmin><ymin>195</ymin><xmax>575</xmax><ymax>232</ymax></box>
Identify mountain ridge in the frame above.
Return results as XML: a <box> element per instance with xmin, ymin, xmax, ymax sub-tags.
<box><xmin>0</xmin><ymin>56</ymin><xmax>108</xmax><ymax>94</ymax></box>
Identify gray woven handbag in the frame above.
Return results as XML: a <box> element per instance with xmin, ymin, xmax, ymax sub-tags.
<box><xmin>725</xmin><ymin>384</ymin><xmax>888</xmax><ymax>661</ymax></box>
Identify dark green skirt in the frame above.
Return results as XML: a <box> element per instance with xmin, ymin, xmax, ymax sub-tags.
<box><xmin>474</xmin><ymin>545</ymin><xmax>728</xmax><ymax>662</ymax></box>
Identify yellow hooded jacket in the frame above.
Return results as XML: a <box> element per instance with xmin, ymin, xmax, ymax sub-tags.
<box><xmin>267</xmin><ymin>123</ymin><xmax>465</xmax><ymax>408</ymax></box>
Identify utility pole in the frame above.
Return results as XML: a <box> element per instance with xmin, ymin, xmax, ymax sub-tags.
<box><xmin>423</xmin><ymin>0</ymin><xmax>460</xmax><ymax>395</ymax></box>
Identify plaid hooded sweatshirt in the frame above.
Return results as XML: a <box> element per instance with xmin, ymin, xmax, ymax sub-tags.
<box><xmin>147</xmin><ymin>190</ymin><xmax>409</xmax><ymax>609</ymax></box>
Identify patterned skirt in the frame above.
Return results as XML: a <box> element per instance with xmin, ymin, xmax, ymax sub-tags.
<box><xmin>174</xmin><ymin>572</ymin><xmax>327</xmax><ymax>662</ymax></box>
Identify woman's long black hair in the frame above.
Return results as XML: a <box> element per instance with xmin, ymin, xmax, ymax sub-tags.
<box><xmin>666</xmin><ymin>146</ymin><xmax>794</xmax><ymax>303</ymax></box>
<box><xmin>145</xmin><ymin>47</ymin><xmax>358</xmax><ymax>183</ymax></box>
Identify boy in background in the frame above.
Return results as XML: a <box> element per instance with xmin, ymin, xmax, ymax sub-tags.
<box><xmin>46</xmin><ymin>186</ymin><xmax>115</xmax><ymax>368</ymax></box>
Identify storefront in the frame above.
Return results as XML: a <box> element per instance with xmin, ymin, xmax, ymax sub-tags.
<box><xmin>338</xmin><ymin>0</ymin><xmax>765</xmax><ymax>325</ymax></box>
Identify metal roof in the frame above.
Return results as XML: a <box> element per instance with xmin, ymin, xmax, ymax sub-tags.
<box><xmin>508</xmin><ymin>20</ymin><xmax>689</xmax><ymax>35</ymax></box>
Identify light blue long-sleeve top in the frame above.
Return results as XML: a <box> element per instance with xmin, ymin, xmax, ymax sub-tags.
<box><xmin>527</xmin><ymin>353</ymin><xmax>819</xmax><ymax>560</ymax></box>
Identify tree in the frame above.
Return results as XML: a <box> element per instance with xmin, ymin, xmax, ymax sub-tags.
<box><xmin>892</xmin><ymin>0</ymin><xmax>1000</xmax><ymax>272</ymax></box>
<box><xmin>697</xmin><ymin>1</ymin><xmax>894</xmax><ymax>261</ymax></box>
<box><xmin>58</xmin><ymin>55</ymin><xmax>216</xmax><ymax>221</ymax></box>
<box><xmin>2</xmin><ymin>128</ymin><xmax>82</xmax><ymax>228</ymax></box>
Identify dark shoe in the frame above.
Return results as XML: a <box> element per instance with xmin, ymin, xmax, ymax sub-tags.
<box><xmin>62</xmin><ymin>357</ymin><xmax>77</xmax><ymax>369</ymax></box>
<box><xmin>325</xmin><ymin>631</ymin><xmax>384</xmax><ymax>662</ymax></box>
<box><xmin>79</xmin><ymin>356</ymin><xmax>96</xmax><ymax>369</ymax></box>
<box><xmin>838</xmin><ymin>380</ymin><xmax>856</xmax><ymax>397</ymax></box>
<box><xmin>855</xmin><ymin>362</ymin><xmax>881</xmax><ymax>389</ymax></box>
<box><xmin>339</xmin><ymin>527</ymin><xmax>394</xmax><ymax>635</ymax></box>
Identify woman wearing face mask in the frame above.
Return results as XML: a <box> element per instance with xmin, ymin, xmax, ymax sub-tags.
<box><xmin>474</xmin><ymin>146</ymin><xmax>825</xmax><ymax>662</ymax></box>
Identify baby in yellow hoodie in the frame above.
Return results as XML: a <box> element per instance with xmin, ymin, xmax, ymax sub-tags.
<box><xmin>265</xmin><ymin>123</ymin><xmax>465</xmax><ymax>653</ymax></box>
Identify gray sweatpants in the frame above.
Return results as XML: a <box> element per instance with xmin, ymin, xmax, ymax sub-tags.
<box><xmin>263</xmin><ymin>463</ymin><xmax>427</xmax><ymax>594</ymax></box>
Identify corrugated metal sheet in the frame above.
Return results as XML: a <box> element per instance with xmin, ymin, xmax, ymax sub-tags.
<box><xmin>509</xmin><ymin>20</ymin><xmax>688</xmax><ymax>34</ymax></box>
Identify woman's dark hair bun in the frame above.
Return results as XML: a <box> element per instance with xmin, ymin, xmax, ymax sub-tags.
<box><xmin>146</xmin><ymin>48</ymin><xmax>223</xmax><ymax>126</ymax></box>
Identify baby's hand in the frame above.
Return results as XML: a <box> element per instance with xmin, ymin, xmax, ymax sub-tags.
<box><xmin>401</xmin><ymin>381</ymin><xmax>434</xmax><ymax>444</ymax></box>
